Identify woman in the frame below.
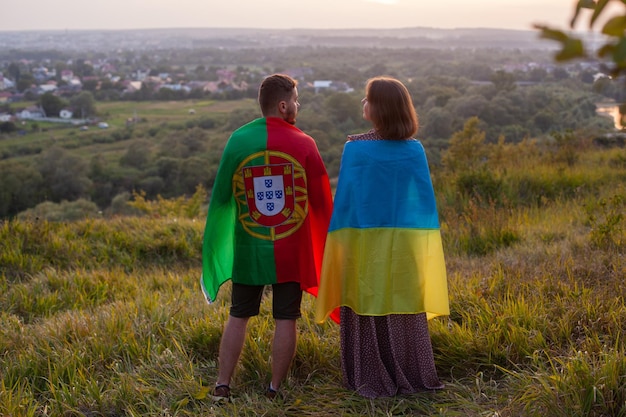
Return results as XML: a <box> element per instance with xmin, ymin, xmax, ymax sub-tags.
<box><xmin>315</xmin><ymin>76</ymin><xmax>449</xmax><ymax>398</ymax></box>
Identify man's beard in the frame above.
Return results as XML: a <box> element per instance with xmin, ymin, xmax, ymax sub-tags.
<box><xmin>285</xmin><ymin>109</ymin><xmax>297</xmax><ymax>125</ymax></box>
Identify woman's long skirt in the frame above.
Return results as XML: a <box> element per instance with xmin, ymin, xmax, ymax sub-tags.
<box><xmin>340</xmin><ymin>306</ymin><xmax>444</xmax><ymax>398</ymax></box>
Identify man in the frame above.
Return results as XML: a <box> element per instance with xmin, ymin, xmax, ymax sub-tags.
<box><xmin>201</xmin><ymin>74</ymin><xmax>333</xmax><ymax>401</ymax></box>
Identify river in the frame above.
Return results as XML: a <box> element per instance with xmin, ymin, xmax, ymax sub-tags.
<box><xmin>596</xmin><ymin>102</ymin><xmax>624</xmax><ymax>130</ymax></box>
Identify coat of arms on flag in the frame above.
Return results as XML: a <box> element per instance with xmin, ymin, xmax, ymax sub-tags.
<box><xmin>233</xmin><ymin>150</ymin><xmax>309</xmax><ymax>241</ymax></box>
<box><xmin>243</xmin><ymin>163</ymin><xmax>295</xmax><ymax>227</ymax></box>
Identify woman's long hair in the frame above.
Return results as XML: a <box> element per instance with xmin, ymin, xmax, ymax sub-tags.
<box><xmin>366</xmin><ymin>76</ymin><xmax>418</xmax><ymax>140</ymax></box>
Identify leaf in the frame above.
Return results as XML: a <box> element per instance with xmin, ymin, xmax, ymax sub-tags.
<box><xmin>601</xmin><ymin>15</ymin><xmax>626</xmax><ymax>36</ymax></box>
<box><xmin>579</xmin><ymin>0</ymin><xmax>597</xmax><ymax>7</ymax></box>
<box><xmin>555</xmin><ymin>38</ymin><xmax>585</xmax><ymax>61</ymax></box>
<box><xmin>572</xmin><ymin>0</ymin><xmax>597</xmax><ymax>27</ymax></box>
<box><xmin>611</xmin><ymin>37</ymin><xmax>626</xmax><ymax>65</ymax></box>
<box><xmin>598</xmin><ymin>43</ymin><xmax>616</xmax><ymax>58</ymax></box>
<box><xmin>535</xmin><ymin>26</ymin><xmax>569</xmax><ymax>42</ymax></box>
<box><xmin>174</xmin><ymin>397</ymin><xmax>190</xmax><ymax>409</ymax></box>
<box><xmin>193</xmin><ymin>385</ymin><xmax>211</xmax><ymax>400</ymax></box>
<box><xmin>590</xmin><ymin>0</ymin><xmax>611</xmax><ymax>27</ymax></box>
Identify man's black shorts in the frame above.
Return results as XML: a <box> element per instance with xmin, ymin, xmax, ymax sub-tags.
<box><xmin>230</xmin><ymin>282</ymin><xmax>302</xmax><ymax>320</ymax></box>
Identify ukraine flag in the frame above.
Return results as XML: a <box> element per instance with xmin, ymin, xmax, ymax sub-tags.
<box><xmin>315</xmin><ymin>139</ymin><xmax>449</xmax><ymax>323</ymax></box>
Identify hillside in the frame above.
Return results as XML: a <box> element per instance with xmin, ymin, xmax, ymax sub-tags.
<box><xmin>1</xmin><ymin>134</ymin><xmax>624</xmax><ymax>415</ymax></box>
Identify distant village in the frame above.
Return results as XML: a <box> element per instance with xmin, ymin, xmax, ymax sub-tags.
<box><xmin>0</xmin><ymin>26</ymin><xmax>612</xmax><ymax>125</ymax></box>
<box><xmin>0</xmin><ymin>59</ymin><xmax>356</xmax><ymax>127</ymax></box>
<box><xmin>0</xmin><ymin>49</ymin><xmax>608</xmax><ymax>129</ymax></box>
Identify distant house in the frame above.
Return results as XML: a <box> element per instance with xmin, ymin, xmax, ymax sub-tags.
<box><xmin>330</xmin><ymin>81</ymin><xmax>353</xmax><ymax>93</ymax></box>
<box><xmin>203</xmin><ymin>81</ymin><xmax>220</xmax><ymax>94</ymax></box>
<box><xmin>284</xmin><ymin>67</ymin><xmax>314</xmax><ymax>80</ymax></box>
<box><xmin>57</xmin><ymin>84</ymin><xmax>81</xmax><ymax>96</ymax></box>
<box><xmin>313</xmin><ymin>80</ymin><xmax>333</xmax><ymax>93</ymax></box>
<box><xmin>82</xmin><ymin>75</ymin><xmax>100</xmax><ymax>84</ymax></box>
<box><xmin>313</xmin><ymin>80</ymin><xmax>353</xmax><ymax>93</ymax></box>
<box><xmin>68</xmin><ymin>77</ymin><xmax>82</xmax><ymax>88</ymax></box>
<box><xmin>217</xmin><ymin>69</ymin><xmax>236</xmax><ymax>84</ymax></box>
<box><xmin>60</xmin><ymin>109</ymin><xmax>73</xmax><ymax>119</ymax></box>
<box><xmin>233</xmin><ymin>80</ymin><xmax>248</xmax><ymax>91</ymax></box>
<box><xmin>0</xmin><ymin>113</ymin><xmax>12</xmax><ymax>122</ymax></box>
<box><xmin>0</xmin><ymin>91</ymin><xmax>13</xmax><ymax>104</ymax></box>
<box><xmin>159</xmin><ymin>83</ymin><xmax>191</xmax><ymax>93</ymax></box>
<box><xmin>123</xmin><ymin>81</ymin><xmax>143</xmax><ymax>94</ymax></box>
<box><xmin>134</xmin><ymin>69</ymin><xmax>149</xmax><ymax>81</ymax></box>
<box><xmin>32</xmin><ymin>66</ymin><xmax>52</xmax><ymax>83</ymax></box>
<box><xmin>17</xmin><ymin>106</ymin><xmax>45</xmax><ymax>120</ymax></box>
<box><xmin>186</xmin><ymin>81</ymin><xmax>209</xmax><ymax>91</ymax></box>
<box><xmin>593</xmin><ymin>73</ymin><xmax>609</xmax><ymax>82</ymax></box>
<box><xmin>0</xmin><ymin>75</ymin><xmax>15</xmax><ymax>91</ymax></box>
<box><xmin>61</xmin><ymin>70</ymin><xmax>74</xmax><ymax>82</ymax></box>
<box><xmin>100</xmin><ymin>63</ymin><xmax>117</xmax><ymax>74</ymax></box>
<box><xmin>38</xmin><ymin>83</ymin><xmax>58</xmax><ymax>94</ymax></box>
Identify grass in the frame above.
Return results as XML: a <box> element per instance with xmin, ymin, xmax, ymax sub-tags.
<box><xmin>0</xmin><ymin>141</ymin><xmax>625</xmax><ymax>416</ymax></box>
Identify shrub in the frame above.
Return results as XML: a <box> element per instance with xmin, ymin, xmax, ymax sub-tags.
<box><xmin>0</xmin><ymin>121</ymin><xmax>17</xmax><ymax>134</ymax></box>
<box><xmin>584</xmin><ymin>191</ymin><xmax>625</xmax><ymax>250</ymax></box>
<box><xmin>456</xmin><ymin>170</ymin><xmax>504</xmax><ymax>204</ymax></box>
<box><xmin>128</xmin><ymin>184</ymin><xmax>207</xmax><ymax>219</ymax></box>
<box><xmin>17</xmin><ymin>199</ymin><xmax>100</xmax><ymax>222</ymax></box>
<box><xmin>443</xmin><ymin>197</ymin><xmax>521</xmax><ymax>256</ymax></box>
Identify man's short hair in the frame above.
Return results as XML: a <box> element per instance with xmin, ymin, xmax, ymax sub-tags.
<box><xmin>258</xmin><ymin>74</ymin><xmax>297</xmax><ymax>116</ymax></box>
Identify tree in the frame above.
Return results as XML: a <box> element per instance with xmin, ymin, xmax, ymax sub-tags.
<box><xmin>120</xmin><ymin>139</ymin><xmax>152</xmax><ymax>169</ymax></box>
<box><xmin>420</xmin><ymin>85</ymin><xmax>461</xmax><ymax>109</ymax></box>
<box><xmin>552</xmin><ymin>67</ymin><xmax>570</xmax><ymax>80</ymax></box>
<box><xmin>16</xmin><ymin>73</ymin><xmax>35</xmax><ymax>93</ymax></box>
<box><xmin>36</xmin><ymin>146</ymin><xmax>92</xmax><ymax>202</ymax></box>
<box><xmin>39</xmin><ymin>92</ymin><xmax>68</xmax><ymax>118</ymax></box>
<box><xmin>17</xmin><ymin>199</ymin><xmax>100</xmax><ymax>222</ymax></box>
<box><xmin>73</xmin><ymin>59</ymin><xmax>94</xmax><ymax>77</ymax></box>
<box><xmin>179</xmin><ymin>157</ymin><xmax>214</xmax><ymax>195</ymax></box>
<box><xmin>156</xmin><ymin>157</ymin><xmax>183</xmax><ymax>196</ymax></box>
<box><xmin>7</xmin><ymin>62</ymin><xmax>21</xmax><ymax>82</ymax></box>
<box><xmin>226</xmin><ymin>107</ymin><xmax>259</xmax><ymax>131</ymax></box>
<box><xmin>448</xmin><ymin>94</ymin><xmax>489</xmax><ymax>119</ymax></box>
<box><xmin>534</xmin><ymin>111</ymin><xmax>556</xmax><ymax>133</ymax></box>
<box><xmin>324</xmin><ymin>93</ymin><xmax>361</xmax><ymax>125</ymax></box>
<box><xmin>159</xmin><ymin>128</ymin><xmax>207</xmax><ymax>159</ymax></box>
<box><xmin>491</xmin><ymin>70</ymin><xmax>517</xmax><ymax>92</ymax></box>
<box><xmin>0</xmin><ymin>161</ymin><xmax>44</xmax><ymax>218</ymax></box>
<box><xmin>82</xmin><ymin>79</ymin><xmax>99</xmax><ymax>92</ymax></box>
<box><xmin>0</xmin><ymin>121</ymin><xmax>17</xmax><ymax>134</ymax></box>
<box><xmin>69</xmin><ymin>91</ymin><xmax>97</xmax><ymax>118</ymax></box>
<box><xmin>441</xmin><ymin>117</ymin><xmax>489</xmax><ymax>173</ymax></box>
<box><xmin>421</xmin><ymin>107</ymin><xmax>454</xmax><ymax>139</ymax></box>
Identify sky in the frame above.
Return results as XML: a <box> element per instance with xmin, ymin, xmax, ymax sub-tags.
<box><xmin>0</xmin><ymin>0</ymin><xmax>611</xmax><ymax>32</ymax></box>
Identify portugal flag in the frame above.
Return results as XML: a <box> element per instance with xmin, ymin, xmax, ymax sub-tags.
<box><xmin>315</xmin><ymin>139</ymin><xmax>449</xmax><ymax>323</ymax></box>
<box><xmin>201</xmin><ymin>117</ymin><xmax>333</xmax><ymax>303</ymax></box>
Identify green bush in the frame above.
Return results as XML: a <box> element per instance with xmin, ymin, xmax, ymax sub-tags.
<box><xmin>514</xmin><ymin>173</ymin><xmax>587</xmax><ymax>206</ymax></box>
<box><xmin>17</xmin><ymin>199</ymin><xmax>100</xmax><ymax>222</ymax></box>
<box><xmin>585</xmin><ymin>191</ymin><xmax>625</xmax><ymax>250</ymax></box>
<box><xmin>459</xmin><ymin>227</ymin><xmax>521</xmax><ymax>256</ymax></box>
<box><xmin>456</xmin><ymin>170</ymin><xmax>504</xmax><ymax>203</ymax></box>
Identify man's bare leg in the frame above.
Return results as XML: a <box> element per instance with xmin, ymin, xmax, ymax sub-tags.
<box><xmin>216</xmin><ymin>316</ymin><xmax>249</xmax><ymax>387</ymax></box>
<box><xmin>270</xmin><ymin>319</ymin><xmax>297</xmax><ymax>391</ymax></box>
